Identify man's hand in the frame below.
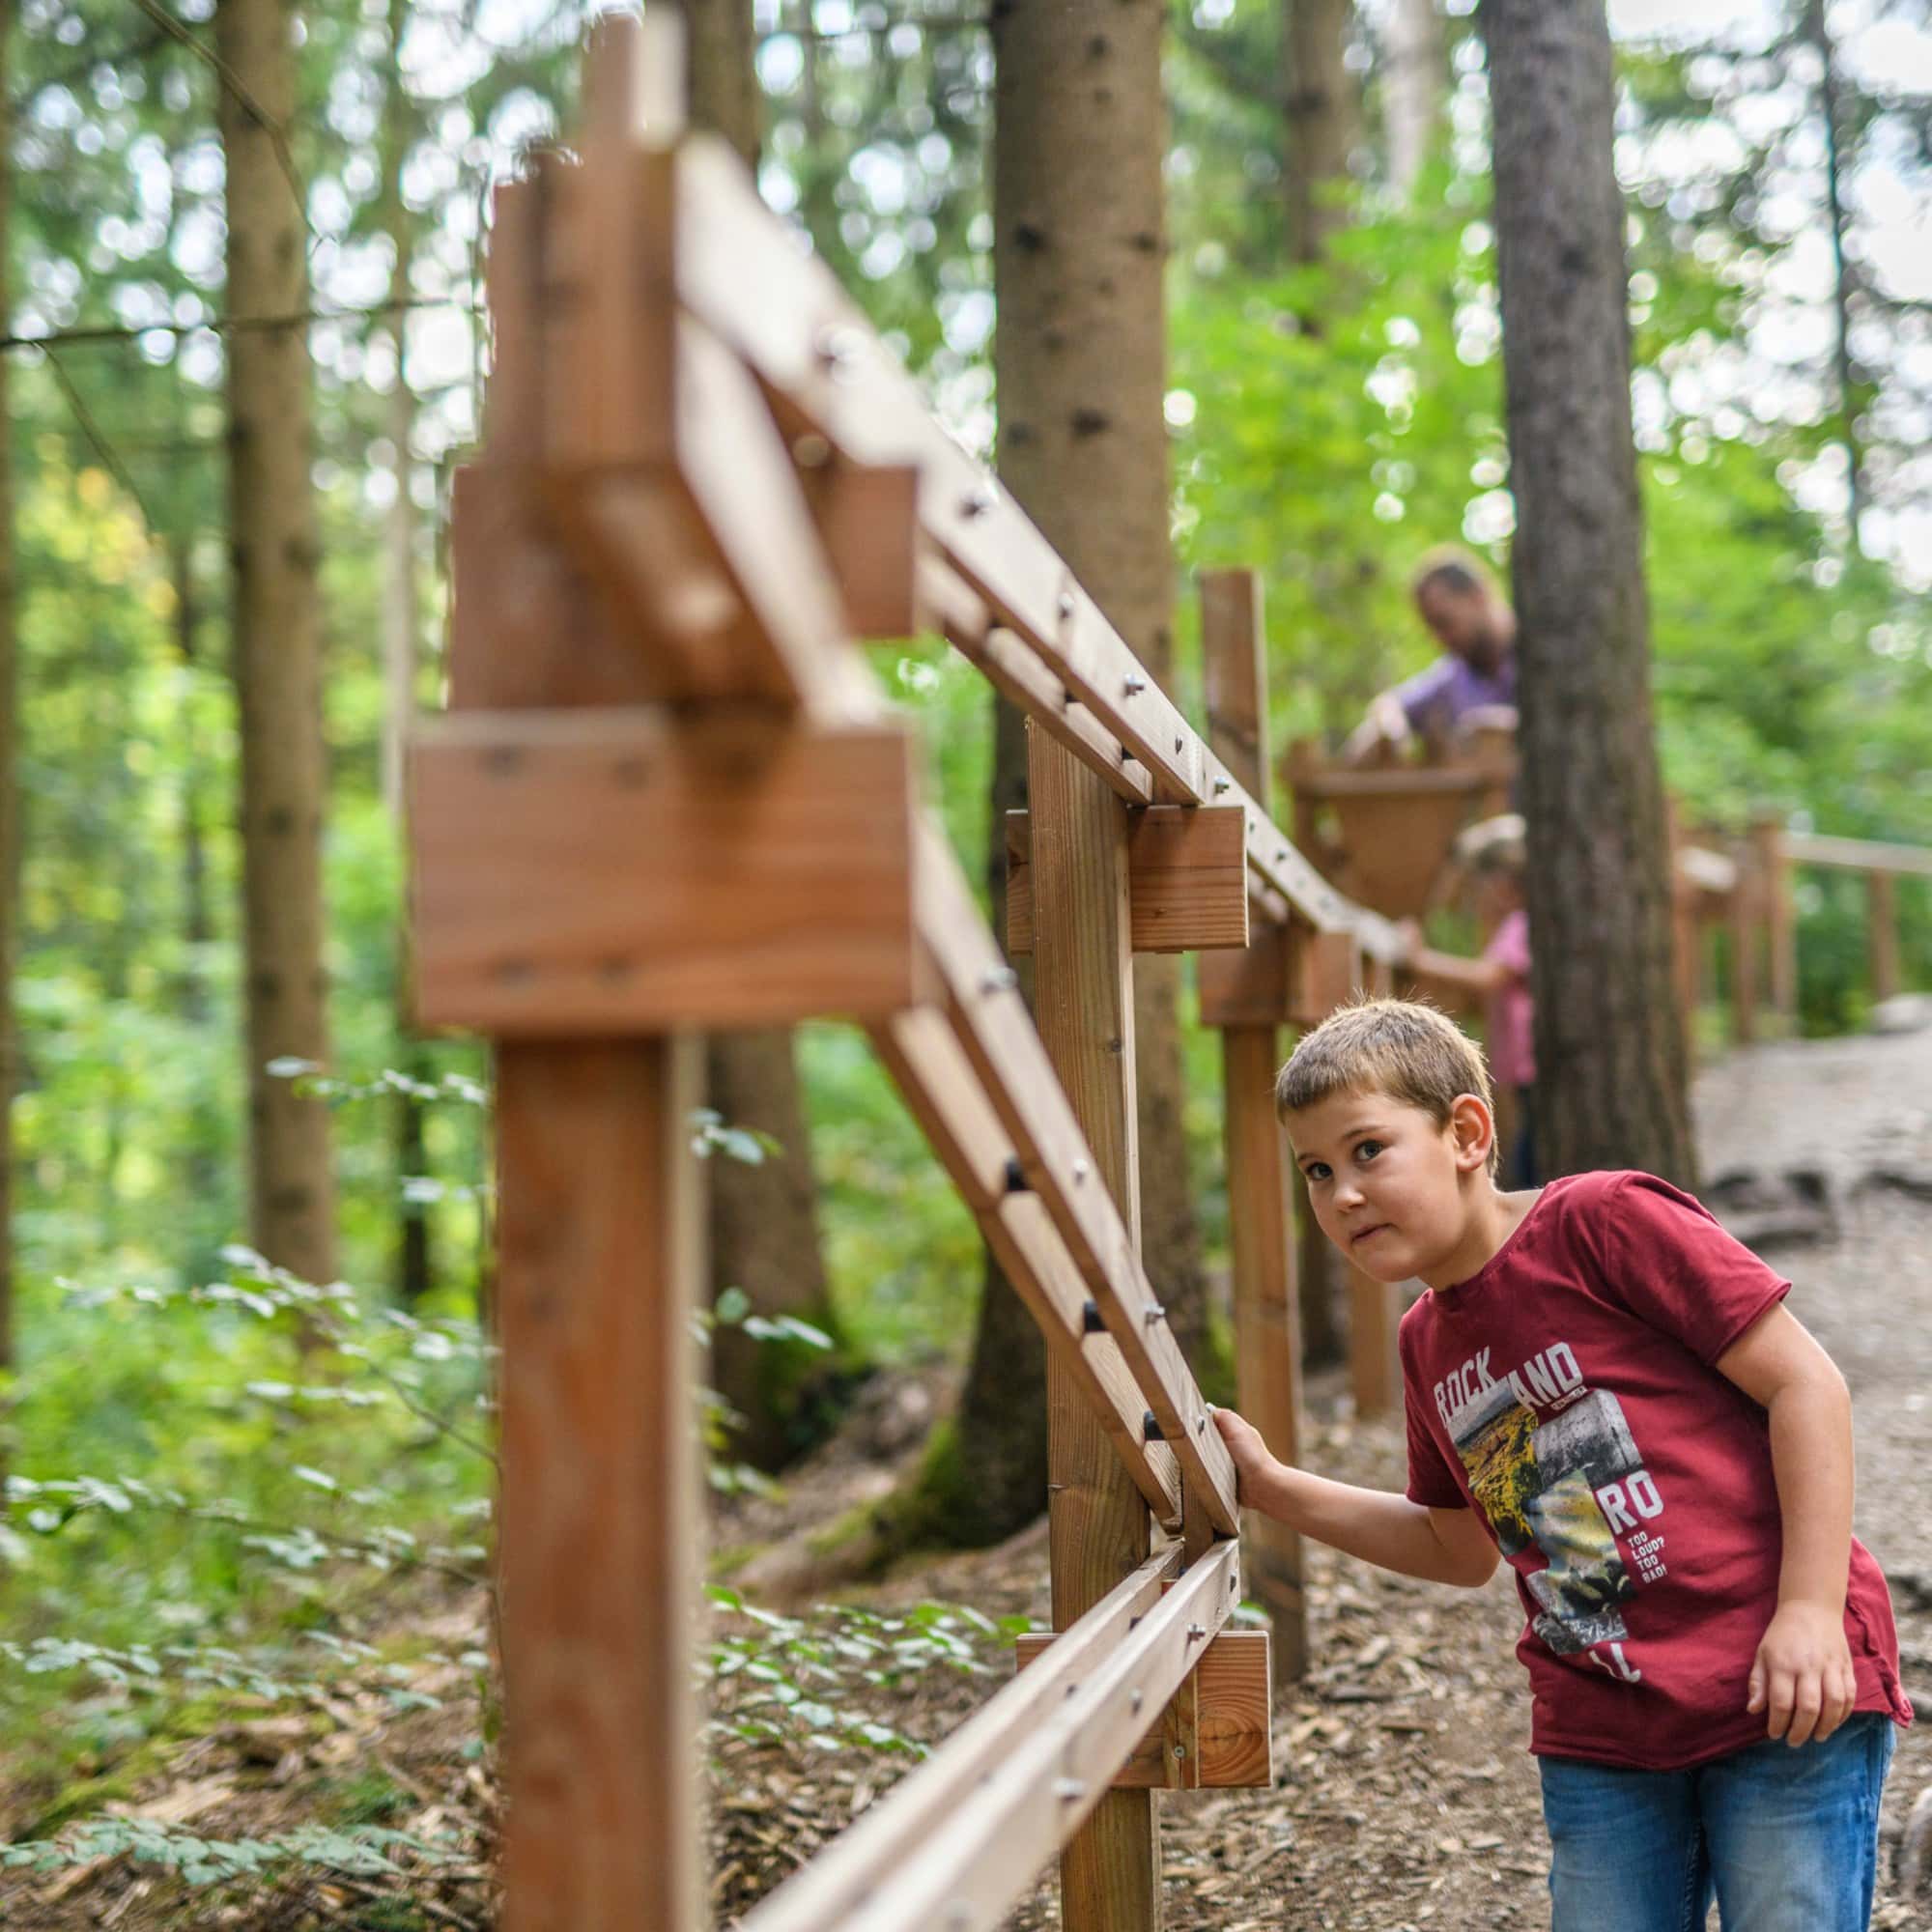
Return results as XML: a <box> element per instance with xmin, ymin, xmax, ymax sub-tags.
<box><xmin>1747</xmin><ymin>1601</ymin><xmax>1858</xmax><ymax>1745</ymax></box>
<box><xmin>1208</xmin><ymin>1406</ymin><xmax>1278</xmax><ymax>1507</ymax></box>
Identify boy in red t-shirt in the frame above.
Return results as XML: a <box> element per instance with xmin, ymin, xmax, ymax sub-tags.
<box><xmin>1212</xmin><ymin>998</ymin><xmax>1910</xmax><ymax>1931</ymax></box>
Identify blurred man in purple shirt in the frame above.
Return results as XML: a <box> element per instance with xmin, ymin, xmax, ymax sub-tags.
<box><xmin>1345</xmin><ymin>549</ymin><xmax>1518</xmax><ymax>764</ymax></box>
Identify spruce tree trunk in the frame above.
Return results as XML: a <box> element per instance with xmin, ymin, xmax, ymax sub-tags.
<box><xmin>1383</xmin><ymin>0</ymin><xmax>1443</xmax><ymax>199</ymax></box>
<box><xmin>218</xmin><ymin>0</ymin><xmax>339</xmax><ymax>1283</ymax></box>
<box><xmin>382</xmin><ymin>0</ymin><xmax>431</xmax><ymax>1306</ymax></box>
<box><xmin>1283</xmin><ymin>0</ymin><xmax>1361</xmax><ymax>262</ymax></box>
<box><xmin>688</xmin><ymin>0</ymin><xmax>841</xmax><ymax>1469</ymax></box>
<box><xmin>1483</xmin><ymin>0</ymin><xmax>1695</xmax><ymax>1187</ymax></box>
<box><xmin>991</xmin><ymin>0</ymin><xmax>1208</xmax><ymax>1391</ymax></box>
<box><xmin>0</xmin><ymin>1</ymin><xmax>14</xmax><ymax>1398</ymax></box>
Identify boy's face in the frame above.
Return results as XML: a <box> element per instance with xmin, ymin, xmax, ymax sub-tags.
<box><xmin>1286</xmin><ymin>1087</ymin><xmax>1491</xmax><ymax>1286</ymax></box>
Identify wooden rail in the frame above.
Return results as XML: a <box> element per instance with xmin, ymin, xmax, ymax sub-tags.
<box><xmin>408</xmin><ymin>21</ymin><xmax>1428</xmax><ymax>1932</ymax></box>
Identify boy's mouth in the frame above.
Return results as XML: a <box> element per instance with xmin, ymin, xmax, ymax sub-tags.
<box><xmin>1350</xmin><ymin>1223</ymin><xmax>1391</xmax><ymax>1247</ymax></box>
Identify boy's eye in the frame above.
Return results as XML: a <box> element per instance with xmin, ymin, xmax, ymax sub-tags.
<box><xmin>1356</xmin><ymin>1140</ymin><xmax>1384</xmax><ymax>1162</ymax></box>
<box><xmin>1305</xmin><ymin>1161</ymin><xmax>1331</xmax><ymax>1183</ymax></box>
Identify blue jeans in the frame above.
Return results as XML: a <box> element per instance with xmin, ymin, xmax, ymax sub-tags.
<box><xmin>1539</xmin><ymin>1715</ymin><xmax>1895</xmax><ymax>1931</ymax></box>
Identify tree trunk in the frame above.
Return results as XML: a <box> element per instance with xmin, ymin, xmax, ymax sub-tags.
<box><xmin>1804</xmin><ymin>0</ymin><xmax>1862</xmax><ymax>536</ymax></box>
<box><xmin>0</xmin><ymin>4</ymin><xmax>14</xmax><ymax>1401</ymax></box>
<box><xmin>684</xmin><ymin>2</ymin><xmax>841</xmax><ymax>1468</ymax></box>
<box><xmin>218</xmin><ymin>0</ymin><xmax>339</xmax><ymax>1283</ymax></box>
<box><xmin>1283</xmin><ymin>0</ymin><xmax>1361</xmax><ymax>263</ymax></box>
<box><xmin>1483</xmin><ymin>0</ymin><xmax>1695</xmax><ymax>1187</ymax></box>
<box><xmin>1383</xmin><ymin>0</ymin><xmax>1443</xmax><ymax>199</ymax></box>
<box><xmin>382</xmin><ymin>0</ymin><xmax>432</xmax><ymax>1306</ymax></box>
<box><xmin>992</xmin><ymin>4</ymin><xmax>1172</xmax><ymax>1922</ymax></box>
<box><xmin>686</xmin><ymin>0</ymin><xmax>760</xmax><ymax>169</ymax></box>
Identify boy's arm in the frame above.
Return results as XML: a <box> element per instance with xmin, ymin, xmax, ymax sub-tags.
<box><xmin>1714</xmin><ymin>1303</ymin><xmax>1860</xmax><ymax>1746</ymax></box>
<box><xmin>1212</xmin><ymin>1408</ymin><xmax>1497</xmax><ymax>1588</ymax></box>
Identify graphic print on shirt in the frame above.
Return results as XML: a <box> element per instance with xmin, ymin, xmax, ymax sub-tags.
<box><xmin>1435</xmin><ymin>1344</ymin><xmax>1667</xmax><ymax>1667</ymax></box>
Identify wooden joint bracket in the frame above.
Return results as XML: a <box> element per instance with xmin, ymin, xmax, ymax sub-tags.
<box><xmin>1012</xmin><ymin>1628</ymin><xmax>1272</xmax><ymax>1790</ymax></box>
<box><xmin>1005</xmin><ymin>804</ymin><xmax>1250</xmax><ymax>956</ymax></box>
<box><xmin>408</xmin><ymin>709</ymin><xmax>927</xmax><ymax>1033</ymax></box>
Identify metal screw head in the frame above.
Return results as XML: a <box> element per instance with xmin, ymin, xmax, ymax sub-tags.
<box><xmin>813</xmin><ymin>325</ymin><xmax>862</xmax><ymax>374</ymax></box>
<box><xmin>1123</xmin><ymin>672</ymin><xmax>1146</xmax><ymax>696</ymax></box>
<box><xmin>1057</xmin><ymin>591</ymin><xmax>1076</xmax><ymax>620</ymax></box>
<box><xmin>1143</xmin><ymin>1301</ymin><xmax>1166</xmax><ymax>1326</ymax></box>
<box><xmin>1211</xmin><ymin>776</ymin><xmax>1232</xmax><ymax>795</ymax></box>
<box><xmin>1196</xmin><ymin>1414</ymin><xmax>1208</xmax><ymax>1434</ymax></box>
<box><xmin>1172</xmin><ymin>1743</ymin><xmax>1188</xmax><ymax>1760</ymax></box>
<box><xmin>1053</xmin><ymin>1776</ymin><xmax>1088</xmax><ymax>1801</ymax></box>
<box><xmin>1186</xmin><ymin>1622</ymin><xmax>1207</xmax><ymax>1640</ymax></box>
<box><xmin>1071</xmin><ymin>1158</ymin><xmax>1091</xmax><ymax>1183</ymax></box>
<box><xmin>1130</xmin><ymin>1687</ymin><xmax>1144</xmax><ymax>1713</ymax></box>
<box><xmin>980</xmin><ymin>965</ymin><xmax>1018</xmax><ymax>995</ymax></box>
<box><xmin>1174</xmin><ymin>735</ymin><xmax>1183</xmax><ymax>753</ymax></box>
<box><xmin>962</xmin><ymin>485</ymin><xmax>996</xmax><ymax>518</ymax></box>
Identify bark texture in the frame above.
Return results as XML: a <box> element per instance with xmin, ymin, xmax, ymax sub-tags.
<box><xmin>686</xmin><ymin>0</ymin><xmax>760</xmax><ymax>169</ymax></box>
<box><xmin>1483</xmin><ymin>0</ymin><xmax>1695</xmax><ymax>1187</ymax></box>
<box><xmin>1283</xmin><ymin>0</ymin><xmax>1361</xmax><ymax>262</ymax></box>
<box><xmin>683</xmin><ymin>0</ymin><xmax>839</xmax><ymax>1469</ymax></box>
<box><xmin>0</xmin><ymin>4</ymin><xmax>14</xmax><ymax>1386</ymax></box>
<box><xmin>1383</xmin><ymin>0</ymin><xmax>1444</xmax><ymax>198</ymax></box>
<box><xmin>992</xmin><ymin>4</ymin><xmax>1170</xmax><ymax>1920</ymax></box>
<box><xmin>217</xmin><ymin>0</ymin><xmax>339</xmax><ymax>1283</ymax></box>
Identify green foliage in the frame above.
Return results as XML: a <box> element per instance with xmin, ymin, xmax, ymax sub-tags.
<box><xmin>2</xmin><ymin>1816</ymin><xmax>460</xmax><ymax>1889</ymax></box>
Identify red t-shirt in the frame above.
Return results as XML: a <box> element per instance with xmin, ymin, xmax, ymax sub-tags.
<box><xmin>1400</xmin><ymin>1170</ymin><xmax>1912</xmax><ymax>1771</ymax></box>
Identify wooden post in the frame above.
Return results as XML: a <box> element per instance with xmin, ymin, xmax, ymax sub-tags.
<box><xmin>1751</xmin><ymin>815</ymin><xmax>1797</xmax><ymax>1031</ymax></box>
<box><xmin>1867</xmin><ymin>869</ymin><xmax>1900</xmax><ymax>1005</ymax></box>
<box><xmin>1200</xmin><ymin>568</ymin><xmax>1306</xmax><ymax>1687</ymax></box>
<box><xmin>496</xmin><ymin>1038</ymin><xmax>702</xmax><ymax>1932</ymax></box>
<box><xmin>1728</xmin><ymin>841</ymin><xmax>1758</xmax><ymax>1047</ymax></box>
<box><xmin>1666</xmin><ymin>806</ymin><xmax>1700</xmax><ymax>1064</ymax></box>
<box><xmin>1025</xmin><ymin>724</ymin><xmax>1158</xmax><ymax>1930</ymax></box>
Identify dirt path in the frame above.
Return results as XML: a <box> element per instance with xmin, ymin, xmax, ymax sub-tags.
<box><xmin>713</xmin><ymin>1036</ymin><xmax>1932</xmax><ymax>1930</ymax></box>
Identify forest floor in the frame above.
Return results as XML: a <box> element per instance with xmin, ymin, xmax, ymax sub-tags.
<box><xmin>4</xmin><ymin>1032</ymin><xmax>1931</xmax><ymax>1930</ymax></box>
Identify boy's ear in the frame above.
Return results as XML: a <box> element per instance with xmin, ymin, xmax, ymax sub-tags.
<box><xmin>1448</xmin><ymin>1093</ymin><xmax>1494</xmax><ymax>1175</ymax></box>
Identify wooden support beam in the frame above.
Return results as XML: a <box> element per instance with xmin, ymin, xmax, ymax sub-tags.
<box><xmin>738</xmin><ymin>1547</ymin><xmax>1244</xmax><ymax>1932</ymax></box>
<box><xmin>495</xmin><ymin>1037</ymin><xmax>702</xmax><ymax>1932</ymax></box>
<box><xmin>1025</xmin><ymin>722</ymin><xmax>1160</xmax><ymax>1926</ymax></box>
<box><xmin>1200</xmin><ymin>566</ymin><xmax>1306</xmax><ymax>1687</ymax></box>
<box><xmin>1868</xmin><ymin>869</ymin><xmax>1901</xmax><ymax>1004</ymax></box>
<box><xmin>800</xmin><ymin>455</ymin><xmax>921</xmax><ymax>638</ymax></box>
<box><xmin>1752</xmin><ymin>817</ymin><xmax>1798</xmax><ymax>1028</ymax></box>
<box><xmin>868</xmin><ymin>1009</ymin><xmax>1185</xmax><ymax>1526</ymax></box>
<box><xmin>1006</xmin><ymin>805</ymin><xmax>1251</xmax><ymax>955</ymax></box>
<box><xmin>1729</xmin><ymin>844</ymin><xmax>1759</xmax><ymax>1046</ymax></box>
<box><xmin>919</xmin><ymin>828</ymin><xmax>1239</xmax><ymax>1534</ymax></box>
<box><xmin>409</xmin><ymin>711</ymin><xmax>924</xmax><ymax>1034</ymax></box>
<box><xmin>1013</xmin><ymin>1628</ymin><xmax>1271</xmax><ymax>1788</ymax></box>
<box><xmin>1782</xmin><ymin>830</ymin><xmax>1932</xmax><ymax>879</ymax></box>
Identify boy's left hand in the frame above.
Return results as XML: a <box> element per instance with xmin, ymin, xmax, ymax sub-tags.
<box><xmin>1747</xmin><ymin>1601</ymin><xmax>1859</xmax><ymax>1746</ymax></box>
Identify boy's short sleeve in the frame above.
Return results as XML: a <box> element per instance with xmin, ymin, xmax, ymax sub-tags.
<box><xmin>1400</xmin><ymin>1336</ymin><xmax>1467</xmax><ymax>1510</ymax></box>
<box><xmin>1593</xmin><ymin>1171</ymin><xmax>1791</xmax><ymax>1366</ymax></box>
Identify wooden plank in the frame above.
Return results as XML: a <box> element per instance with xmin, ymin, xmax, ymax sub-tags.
<box><xmin>1868</xmin><ymin>869</ymin><xmax>1901</xmax><ymax>1003</ymax></box>
<box><xmin>409</xmin><ymin>711</ymin><xmax>923</xmax><ymax>1033</ymax></box>
<box><xmin>1729</xmin><ymin>845</ymin><xmax>1758</xmax><ymax>1046</ymax></box>
<box><xmin>1753</xmin><ymin>817</ymin><xmax>1798</xmax><ymax>1026</ymax></box>
<box><xmin>495</xmin><ymin>1036</ymin><xmax>701</xmax><ymax>1932</ymax></box>
<box><xmin>1198</xmin><ymin>923</ymin><xmax>1296</xmax><ymax>1030</ymax></box>
<box><xmin>1294</xmin><ymin>926</ymin><xmax>1361</xmax><ymax>1026</ymax></box>
<box><xmin>1006</xmin><ymin>805</ymin><xmax>1251</xmax><ymax>955</ymax></box>
<box><xmin>1223</xmin><ymin>1028</ymin><xmax>1307</xmax><ymax>1682</ymax></box>
<box><xmin>1348</xmin><ymin>1269</ymin><xmax>1404</xmax><ymax>1422</ymax></box>
<box><xmin>1025</xmin><ymin>724</ymin><xmax>1159</xmax><ymax>1927</ymax></box>
<box><xmin>802</xmin><ymin>456</ymin><xmax>921</xmax><ymax>638</ymax></box>
<box><xmin>868</xmin><ymin>1008</ymin><xmax>1184</xmax><ymax>1525</ymax></box>
<box><xmin>1201</xmin><ymin>566</ymin><xmax>1305</xmax><ymax>1686</ymax></box>
<box><xmin>913</xmin><ymin>820</ymin><xmax>1240</xmax><ymax>1534</ymax></box>
<box><xmin>738</xmin><ymin>1546</ymin><xmax>1190</xmax><ymax>1932</ymax></box>
<box><xmin>744</xmin><ymin>1546</ymin><xmax>1241</xmax><ymax>1932</ymax></box>
<box><xmin>917</xmin><ymin>557</ymin><xmax>1153</xmax><ymax>808</ymax></box>
<box><xmin>1014</xmin><ymin>1629</ymin><xmax>1271</xmax><ymax>1789</ymax></box>
<box><xmin>1782</xmin><ymin>830</ymin><xmax>1932</xmax><ymax>879</ymax></box>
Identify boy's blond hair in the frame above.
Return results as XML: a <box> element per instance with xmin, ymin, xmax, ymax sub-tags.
<box><xmin>1275</xmin><ymin>997</ymin><xmax>1501</xmax><ymax>1177</ymax></box>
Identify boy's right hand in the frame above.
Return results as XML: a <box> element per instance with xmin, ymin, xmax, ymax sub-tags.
<box><xmin>1208</xmin><ymin>1406</ymin><xmax>1276</xmax><ymax>1505</ymax></box>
